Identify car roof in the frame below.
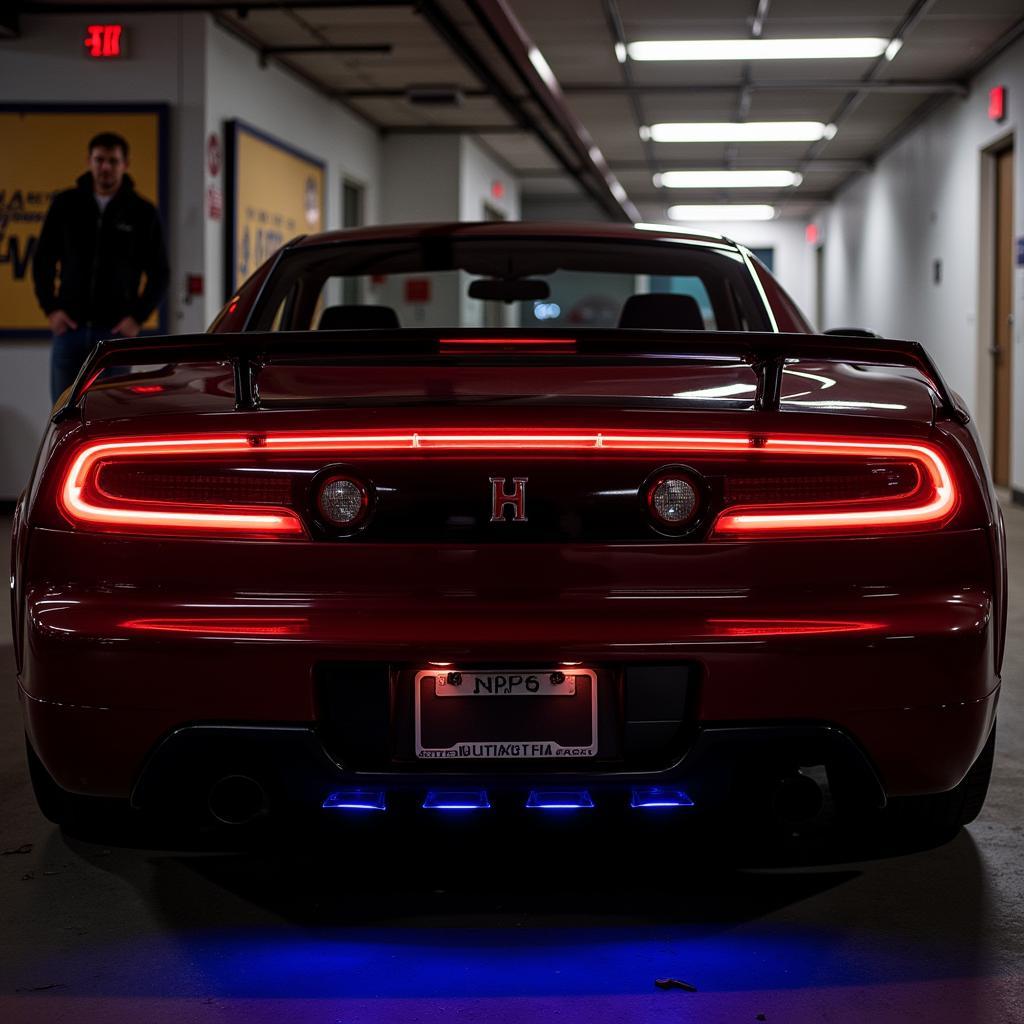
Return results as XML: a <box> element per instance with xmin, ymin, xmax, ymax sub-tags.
<box><xmin>292</xmin><ymin>221</ymin><xmax>741</xmax><ymax>252</ymax></box>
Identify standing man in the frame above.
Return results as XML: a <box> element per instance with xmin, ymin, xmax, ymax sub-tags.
<box><xmin>32</xmin><ymin>132</ymin><xmax>170</xmax><ymax>402</ymax></box>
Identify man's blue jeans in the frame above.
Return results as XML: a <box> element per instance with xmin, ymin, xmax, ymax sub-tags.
<box><xmin>50</xmin><ymin>326</ymin><xmax>116</xmax><ymax>404</ymax></box>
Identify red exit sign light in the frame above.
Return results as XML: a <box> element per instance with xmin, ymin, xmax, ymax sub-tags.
<box><xmin>84</xmin><ymin>24</ymin><xmax>124</xmax><ymax>59</ymax></box>
<box><xmin>988</xmin><ymin>85</ymin><xmax>1006</xmax><ymax>122</ymax></box>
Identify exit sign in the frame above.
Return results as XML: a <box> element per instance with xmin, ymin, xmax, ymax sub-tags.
<box><xmin>84</xmin><ymin>24</ymin><xmax>125</xmax><ymax>59</ymax></box>
<box><xmin>988</xmin><ymin>85</ymin><xmax>1006</xmax><ymax>122</ymax></box>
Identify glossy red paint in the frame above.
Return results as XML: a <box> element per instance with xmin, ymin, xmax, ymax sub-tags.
<box><xmin>12</xmin><ymin>223</ymin><xmax>1006</xmax><ymax>825</ymax></box>
<box><xmin>704</xmin><ymin>619</ymin><xmax>883</xmax><ymax>636</ymax></box>
<box><xmin>120</xmin><ymin>617</ymin><xmax>309</xmax><ymax>636</ymax></box>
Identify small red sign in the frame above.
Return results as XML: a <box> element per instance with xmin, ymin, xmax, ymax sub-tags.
<box><xmin>207</xmin><ymin>133</ymin><xmax>222</xmax><ymax>177</ymax></box>
<box><xmin>988</xmin><ymin>86</ymin><xmax>1006</xmax><ymax>122</ymax></box>
<box><xmin>404</xmin><ymin>278</ymin><xmax>431</xmax><ymax>303</ymax></box>
<box><xmin>490</xmin><ymin>179</ymin><xmax>505</xmax><ymax>200</ymax></box>
<box><xmin>84</xmin><ymin>24</ymin><xmax>123</xmax><ymax>59</ymax></box>
<box><xmin>206</xmin><ymin>184</ymin><xmax>223</xmax><ymax>221</ymax></box>
<box><xmin>805</xmin><ymin>223</ymin><xmax>819</xmax><ymax>245</ymax></box>
<box><xmin>186</xmin><ymin>274</ymin><xmax>205</xmax><ymax>297</ymax></box>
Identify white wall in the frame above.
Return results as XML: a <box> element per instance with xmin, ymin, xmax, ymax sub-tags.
<box><xmin>817</xmin><ymin>34</ymin><xmax>1024</xmax><ymax>490</ymax></box>
<box><xmin>203</xmin><ymin>19</ymin><xmax>381</xmax><ymax>323</ymax></box>
<box><xmin>377</xmin><ymin>133</ymin><xmax>521</xmax><ymax>327</ymax></box>
<box><xmin>458</xmin><ymin>136</ymin><xmax>520</xmax><ymax>223</ymax></box>
<box><xmin>458</xmin><ymin>136</ymin><xmax>520</xmax><ymax>327</ymax></box>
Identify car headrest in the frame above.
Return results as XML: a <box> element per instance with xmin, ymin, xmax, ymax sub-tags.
<box><xmin>317</xmin><ymin>305</ymin><xmax>401</xmax><ymax>330</ymax></box>
<box><xmin>617</xmin><ymin>293</ymin><xmax>706</xmax><ymax>331</ymax></box>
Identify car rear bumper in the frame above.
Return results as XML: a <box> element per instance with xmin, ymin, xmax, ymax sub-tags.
<box><xmin>18</xmin><ymin>526</ymin><xmax>1001</xmax><ymax>805</ymax></box>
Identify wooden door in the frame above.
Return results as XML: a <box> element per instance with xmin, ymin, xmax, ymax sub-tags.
<box><xmin>992</xmin><ymin>146</ymin><xmax>1014</xmax><ymax>486</ymax></box>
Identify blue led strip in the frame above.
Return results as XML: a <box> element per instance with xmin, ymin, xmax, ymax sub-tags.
<box><xmin>322</xmin><ymin>789</ymin><xmax>387</xmax><ymax>811</ymax></box>
<box><xmin>526</xmin><ymin>789</ymin><xmax>595</xmax><ymax>809</ymax></box>
<box><xmin>423</xmin><ymin>790</ymin><xmax>491</xmax><ymax>810</ymax></box>
<box><xmin>630</xmin><ymin>787</ymin><xmax>694</xmax><ymax>809</ymax></box>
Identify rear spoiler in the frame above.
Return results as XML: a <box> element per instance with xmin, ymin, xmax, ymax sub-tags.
<box><xmin>53</xmin><ymin>328</ymin><xmax>968</xmax><ymax>425</ymax></box>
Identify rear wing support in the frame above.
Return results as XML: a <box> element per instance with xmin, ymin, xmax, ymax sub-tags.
<box><xmin>53</xmin><ymin>329</ymin><xmax>969</xmax><ymax>425</ymax></box>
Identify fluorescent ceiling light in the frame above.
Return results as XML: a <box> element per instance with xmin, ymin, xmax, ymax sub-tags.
<box><xmin>656</xmin><ymin>170</ymin><xmax>803</xmax><ymax>188</ymax></box>
<box><xmin>668</xmin><ymin>204</ymin><xmax>776</xmax><ymax>221</ymax></box>
<box><xmin>627</xmin><ymin>38</ymin><xmax>890</xmax><ymax>61</ymax></box>
<box><xmin>884</xmin><ymin>38</ymin><xmax>904</xmax><ymax>61</ymax></box>
<box><xmin>614</xmin><ymin>41</ymin><xmax>627</xmax><ymax>64</ymax></box>
<box><xmin>647</xmin><ymin>122</ymin><xmax>836</xmax><ymax>143</ymax></box>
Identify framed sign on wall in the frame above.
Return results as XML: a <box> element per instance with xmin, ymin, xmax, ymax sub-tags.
<box><xmin>0</xmin><ymin>103</ymin><xmax>169</xmax><ymax>338</ymax></box>
<box><xmin>225</xmin><ymin>120</ymin><xmax>326</xmax><ymax>299</ymax></box>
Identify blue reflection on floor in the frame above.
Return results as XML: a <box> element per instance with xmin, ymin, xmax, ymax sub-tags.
<box><xmin>25</xmin><ymin>923</ymin><xmax>974</xmax><ymax>1000</ymax></box>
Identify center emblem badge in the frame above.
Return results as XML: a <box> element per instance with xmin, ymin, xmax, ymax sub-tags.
<box><xmin>490</xmin><ymin>476</ymin><xmax>528</xmax><ymax>522</ymax></box>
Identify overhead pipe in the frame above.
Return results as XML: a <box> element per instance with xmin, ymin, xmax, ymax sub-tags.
<box><xmin>446</xmin><ymin>0</ymin><xmax>638</xmax><ymax>222</ymax></box>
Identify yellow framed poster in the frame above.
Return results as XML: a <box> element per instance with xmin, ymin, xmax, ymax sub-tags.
<box><xmin>226</xmin><ymin>120</ymin><xmax>326</xmax><ymax>298</ymax></box>
<box><xmin>0</xmin><ymin>104</ymin><xmax>168</xmax><ymax>338</ymax></box>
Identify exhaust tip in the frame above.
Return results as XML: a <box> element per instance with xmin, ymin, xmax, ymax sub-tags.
<box><xmin>208</xmin><ymin>774</ymin><xmax>268</xmax><ymax>825</ymax></box>
<box><xmin>771</xmin><ymin>772</ymin><xmax>824</xmax><ymax>825</ymax></box>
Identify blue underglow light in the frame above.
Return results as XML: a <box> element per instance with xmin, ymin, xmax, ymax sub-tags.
<box><xmin>526</xmin><ymin>789</ymin><xmax>594</xmax><ymax>809</ymax></box>
<box><xmin>630</xmin><ymin>787</ymin><xmax>694</xmax><ymax>808</ymax></box>
<box><xmin>423</xmin><ymin>790</ymin><xmax>491</xmax><ymax>810</ymax></box>
<box><xmin>322</xmin><ymin>789</ymin><xmax>386</xmax><ymax>811</ymax></box>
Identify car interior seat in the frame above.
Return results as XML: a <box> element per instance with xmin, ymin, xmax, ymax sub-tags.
<box><xmin>617</xmin><ymin>293</ymin><xmax>706</xmax><ymax>330</ymax></box>
<box><xmin>317</xmin><ymin>305</ymin><xmax>401</xmax><ymax>330</ymax></box>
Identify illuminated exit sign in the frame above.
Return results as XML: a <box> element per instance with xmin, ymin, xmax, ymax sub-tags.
<box><xmin>84</xmin><ymin>24</ymin><xmax>125</xmax><ymax>59</ymax></box>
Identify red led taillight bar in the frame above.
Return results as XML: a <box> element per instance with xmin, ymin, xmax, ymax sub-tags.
<box><xmin>711</xmin><ymin>436</ymin><xmax>956</xmax><ymax>537</ymax></box>
<box><xmin>57</xmin><ymin>430</ymin><xmax>957</xmax><ymax>539</ymax></box>
<box><xmin>60</xmin><ymin>436</ymin><xmax>305</xmax><ymax>537</ymax></box>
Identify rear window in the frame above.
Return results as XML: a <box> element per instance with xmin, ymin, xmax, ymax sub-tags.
<box><xmin>246</xmin><ymin>236</ymin><xmax>775</xmax><ymax>333</ymax></box>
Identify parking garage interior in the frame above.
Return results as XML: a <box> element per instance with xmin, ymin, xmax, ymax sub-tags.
<box><xmin>1</xmin><ymin>1</ymin><xmax>1023</xmax><ymax>1021</ymax></box>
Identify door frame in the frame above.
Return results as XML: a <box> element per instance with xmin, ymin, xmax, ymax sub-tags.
<box><xmin>976</xmin><ymin>131</ymin><xmax>1014</xmax><ymax>479</ymax></box>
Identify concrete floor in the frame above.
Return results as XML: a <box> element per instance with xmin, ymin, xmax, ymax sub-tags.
<box><xmin>0</xmin><ymin>504</ymin><xmax>1021</xmax><ymax>1024</ymax></box>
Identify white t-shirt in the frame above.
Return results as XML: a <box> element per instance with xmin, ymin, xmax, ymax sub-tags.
<box><xmin>95</xmin><ymin>193</ymin><xmax>113</xmax><ymax>213</ymax></box>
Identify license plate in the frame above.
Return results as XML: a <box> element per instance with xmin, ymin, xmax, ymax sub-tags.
<box><xmin>414</xmin><ymin>667</ymin><xmax>597</xmax><ymax>760</ymax></box>
<box><xmin>435</xmin><ymin>671</ymin><xmax>577</xmax><ymax>697</ymax></box>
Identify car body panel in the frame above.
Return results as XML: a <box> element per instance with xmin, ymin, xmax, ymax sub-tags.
<box><xmin>11</xmin><ymin>222</ymin><xmax>1006</xmax><ymax>828</ymax></box>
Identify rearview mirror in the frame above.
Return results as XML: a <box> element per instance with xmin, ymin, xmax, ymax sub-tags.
<box><xmin>468</xmin><ymin>278</ymin><xmax>550</xmax><ymax>303</ymax></box>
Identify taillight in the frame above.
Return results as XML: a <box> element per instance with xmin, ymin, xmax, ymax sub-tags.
<box><xmin>54</xmin><ymin>429</ymin><xmax>959</xmax><ymax>541</ymax></box>
<box><xmin>710</xmin><ymin>437</ymin><xmax>956</xmax><ymax>538</ymax></box>
<box><xmin>58</xmin><ymin>437</ymin><xmax>305</xmax><ymax>539</ymax></box>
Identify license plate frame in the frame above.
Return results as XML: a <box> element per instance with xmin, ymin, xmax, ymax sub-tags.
<box><xmin>414</xmin><ymin>667</ymin><xmax>598</xmax><ymax>760</ymax></box>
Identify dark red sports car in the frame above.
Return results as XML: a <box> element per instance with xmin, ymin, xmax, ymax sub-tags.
<box><xmin>12</xmin><ymin>222</ymin><xmax>1005</xmax><ymax>841</ymax></box>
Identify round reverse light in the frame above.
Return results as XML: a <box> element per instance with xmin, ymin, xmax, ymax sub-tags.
<box><xmin>646</xmin><ymin>473</ymin><xmax>700</xmax><ymax>530</ymax></box>
<box><xmin>318</xmin><ymin>475</ymin><xmax>369</xmax><ymax>528</ymax></box>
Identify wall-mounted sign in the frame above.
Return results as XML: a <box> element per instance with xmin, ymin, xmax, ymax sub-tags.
<box><xmin>988</xmin><ymin>85</ymin><xmax>1006</xmax><ymax>122</ymax></box>
<box><xmin>206</xmin><ymin>184</ymin><xmax>223</xmax><ymax>221</ymax></box>
<box><xmin>404</xmin><ymin>278</ymin><xmax>431</xmax><ymax>303</ymax></box>
<box><xmin>0</xmin><ymin>103</ymin><xmax>168</xmax><ymax>338</ymax></box>
<box><xmin>84</xmin><ymin>24</ymin><xmax>125</xmax><ymax>59</ymax></box>
<box><xmin>225</xmin><ymin>120</ymin><xmax>325</xmax><ymax>296</ymax></box>
<box><xmin>206</xmin><ymin>132</ymin><xmax>222</xmax><ymax>178</ymax></box>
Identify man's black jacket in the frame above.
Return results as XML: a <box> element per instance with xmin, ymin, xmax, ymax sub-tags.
<box><xmin>32</xmin><ymin>172</ymin><xmax>170</xmax><ymax>328</ymax></box>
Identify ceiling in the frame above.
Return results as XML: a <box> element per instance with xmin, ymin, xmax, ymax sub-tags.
<box><xmin>23</xmin><ymin>0</ymin><xmax>1024</xmax><ymax>221</ymax></box>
